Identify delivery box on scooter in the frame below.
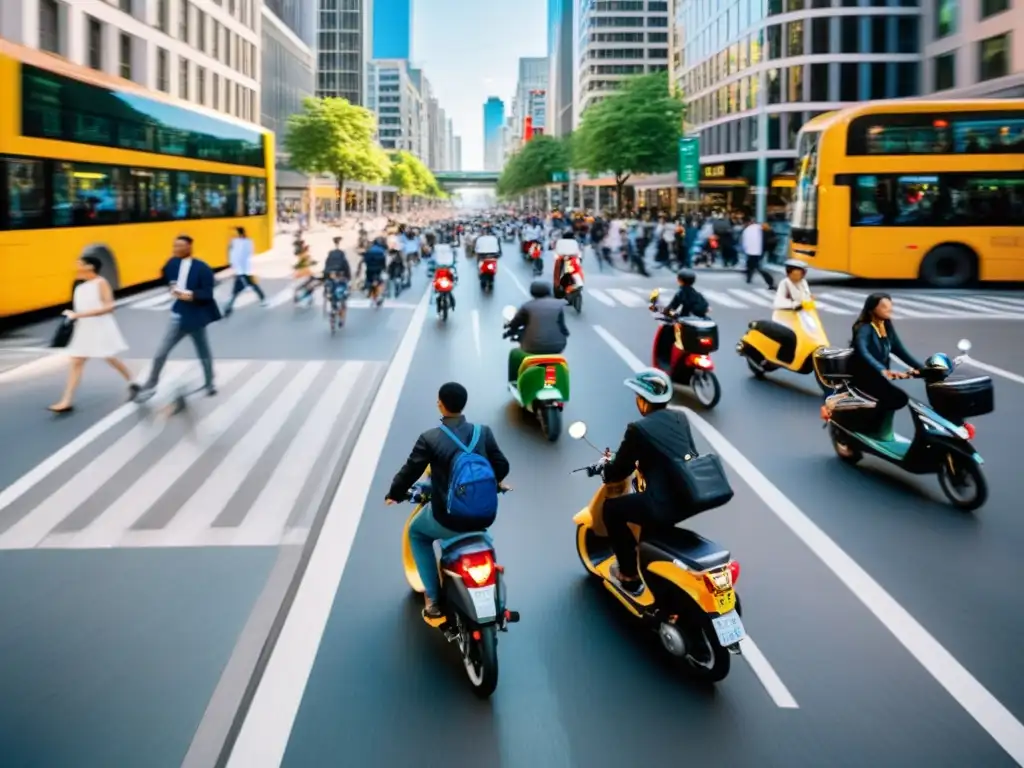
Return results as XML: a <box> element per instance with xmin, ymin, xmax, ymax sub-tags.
<box><xmin>678</xmin><ymin>318</ymin><xmax>719</xmax><ymax>353</ymax></box>
<box><xmin>926</xmin><ymin>376</ymin><xmax>994</xmax><ymax>422</ymax></box>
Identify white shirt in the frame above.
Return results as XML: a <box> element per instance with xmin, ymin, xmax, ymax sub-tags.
<box><xmin>741</xmin><ymin>223</ymin><xmax>764</xmax><ymax>256</ymax></box>
<box><xmin>176</xmin><ymin>257</ymin><xmax>193</xmax><ymax>289</ymax></box>
<box><xmin>773</xmin><ymin>277</ymin><xmax>812</xmax><ymax>309</ymax></box>
<box><xmin>228</xmin><ymin>237</ymin><xmax>254</xmax><ymax>275</ymax></box>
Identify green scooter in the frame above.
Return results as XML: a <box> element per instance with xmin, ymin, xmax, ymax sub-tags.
<box><xmin>502</xmin><ymin>305</ymin><xmax>570</xmax><ymax>442</ymax></box>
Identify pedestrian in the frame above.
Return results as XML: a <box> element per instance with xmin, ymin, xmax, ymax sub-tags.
<box><xmin>224</xmin><ymin>226</ymin><xmax>266</xmax><ymax>316</ymax></box>
<box><xmin>134</xmin><ymin>235</ymin><xmax>221</xmax><ymax>402</ymax></box>
<box><xmin>49</xmin><ymin>253</ymin><xmax>137</xmax><ymax>413</ymax></box>
<box><xmin>741</xmin><ymin>212</ymin><xmax>776</xmax><ymax>290</ymax></box>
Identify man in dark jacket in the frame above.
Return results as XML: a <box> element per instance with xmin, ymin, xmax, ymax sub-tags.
<box><xmin>601</xmin><ymin>368</ymin><xmax>699</xmax><ymax>596</ymax></box>
<box><xmin>386</xmin><ymin>382</ymin><xmax>510</xmax><ymax>617</ymax></box>
<box><xmin>664</xmin><ymin>268</ymin><xmax>710</xmax><ymax>317</ymax></box>
<box><xmin>359</xmin><ymin>236</ymin><xmax>388</xmax><ymax>304</ymax></box>
<box><xmin>505</xmin><ymin>281</ymin><xmax>570</xmax><ymax>382</ymax></box>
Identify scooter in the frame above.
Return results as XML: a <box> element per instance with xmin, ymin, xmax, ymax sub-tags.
<box><xmin>737</xmin><ymin>299</ymin><xmax>832</xmax><ymax>393</ymax></box>
<box><xmin>434</xmin><ymin>268</ymin><xmax>455</xmax><ymax>322</ymax></box>
<box><xmin>553</xmin><ymin>242</ymin><xmax>584</xmax><ymax>314</ymax></box>
<box><xmin>399</xmin><ymin>475</ymin><xmax>519</xmax><ymax>698</ymax></box>
<box><xmin>502</xmin><ymin>305</ymin><xmax>569</xmax><ymax>442</ymax></box>
<box><xmin>567</xmin><ymin>421</ymin><xmax>743</xmax><ymax>682</ymax></box>
<box><xmin>816</xmin><ymin>340</ymin><xmax>993</xmax><ymax>511</ymax></box>
<box><xmin>479</xmin><ymin>257</ymin><xmax>497</xmax><ymax>292</ymax></box>
<box><xmin>648</xmin><ymin>289</ymin><xmax>721</xmax><ymax>408</ymax></box>
<box><xmin>529</xmin><ymin>242</ymin><xmax>543</xmax><ymax>276</ymax></box>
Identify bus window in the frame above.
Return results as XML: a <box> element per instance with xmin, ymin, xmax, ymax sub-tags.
<box><xmin>4</xmin><ymin>159</ymin><xmax>47</xmax><ymax>230</ymax></box>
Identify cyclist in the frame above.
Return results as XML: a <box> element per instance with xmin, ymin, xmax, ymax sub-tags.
<box><xmin>324</xmin><ymin>237</ymin><xmax>352</xmax><ymax>325</ymax></box>
<box><xmin>358</xmin><ymin>236</ymin><xmax>388</xmax><ymax>306</ymax></box>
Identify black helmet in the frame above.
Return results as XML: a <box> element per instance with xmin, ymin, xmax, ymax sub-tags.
<box><xmin>676</xmin><ymin>268</ymin><xmax>696</xmax><ymax>285</ymax></box>
<box><xmin>530</xmin><ymin>280</ymin><xmax>552</xmax><ymax>298</ymax></box>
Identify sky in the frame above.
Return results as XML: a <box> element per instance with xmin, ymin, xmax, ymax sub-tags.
<box><xmin>411</xmin><ymin>0</ymin><xmax>547</xmax><ymax>170</ymax></box>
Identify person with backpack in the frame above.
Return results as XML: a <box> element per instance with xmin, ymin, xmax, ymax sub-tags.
<box><xmin>386</xmin><ymin>382</ymin><xmax>511</xmax><ymax>618</ymax></box>
<box><xmin>664</xmin><ymin>268</ymin><xmax>710</xmax><ymax>318</ymax></box>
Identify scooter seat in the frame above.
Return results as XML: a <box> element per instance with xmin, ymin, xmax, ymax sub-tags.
<box><xmin>639</xmin><ymin>527</ymin><xmax>730</xmax><ymax>571</ymax></box>
<box><xmin>519</xmin><ymin>355</ymin><xmax>567</xmax><ymax>376</ymax></box>
<box><xmin>748</xmin><ymin>320</ymin><xmax>797</xmax><ymax>365</ymax></box>
<box><xmin>438</xmin><ymin>533</ymin><xmax>493</xmax><ymax>566</ymax></box>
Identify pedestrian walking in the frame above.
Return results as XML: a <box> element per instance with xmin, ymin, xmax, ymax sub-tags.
<box><xmin>224</xmin><ymin>226</ymin><xmax>266</xmax><ymax>316</ymax></box>
<box><xmin>48</xmin><ymin>254</ymin><xmax>137</xmax><ymax>413</ymax></box>
<box><xmin>135</xmin><ymin>235</ymin><xmax>221</xmax><ymax>402</ymax></box>
<box><xmin>741</xmin><ymin>212</ymin><xmax>776</xmax><ymax>290</ymax></box>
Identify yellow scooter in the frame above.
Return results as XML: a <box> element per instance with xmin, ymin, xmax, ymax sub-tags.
<box><xmin>736</xmin><ymin>299</ymin><xmax>833</xmax><ymax>392</ymax></box>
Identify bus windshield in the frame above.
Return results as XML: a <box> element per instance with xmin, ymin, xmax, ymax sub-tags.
<box><xmin>791</xmin><ymin>130</ymin><xmax>821</xmax><ymax>232</ymax></box>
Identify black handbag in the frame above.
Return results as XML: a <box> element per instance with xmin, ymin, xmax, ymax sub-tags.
<box><xmin>51</xmin><ymin>317</ymin><xmax>75</xmax><ymax>348</ymax></box>
<box><xmin>671</xmin><ymin>451</ymin><xmax>734</xmax><ymax>515</ymax></box>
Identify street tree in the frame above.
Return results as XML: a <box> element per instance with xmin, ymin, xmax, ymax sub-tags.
<box><xmin>388</xmin><ymin>150</ymin><xmax>444</xmax><ymax>205</ymax></box>
<box><xmin>497</xmin><ymin>135</ymin><xmax>571</xmax><ymax>196</ymax></box>
<box><xmin>284</xmin><ymin>96</ymin><xmax>390</xmax><ymax>206</ymax></box>
<box><xmin>571</xmin><ymin>72</ymin><xmax>684</xmax><ymax>211</ymax></box>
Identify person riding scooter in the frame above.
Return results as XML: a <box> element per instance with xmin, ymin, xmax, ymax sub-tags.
<box><xmin>665</xmin><ymin>268</ymin><xmax>710</xmax><ymax>318</ymax></box>
<box><xmin>432</xmin><ymin>244</ymin><xmax>459</xmax><ymax>311</ymax></box>
<box><xmin>601</xmin><ymin>368</ymin><xmax>702</xmax><ymax>596</ymax></box>
<box><xmin>552</xmin><ymin>231</ymin><xmax>583</xmax><ymax>298</ymax></box>
<box><xmin>773</xmin><ymin>259</ymin><xmax>813</xmax><ymax>311</ymax></box>
<box><xmin>505</xmin><ymin>281</ymin><xmax>569</xmax><ymax>383</ymax></box>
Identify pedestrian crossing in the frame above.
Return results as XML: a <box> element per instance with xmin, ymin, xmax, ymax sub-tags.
<box><xmin>0</xmin><ymin>359</ymin><xmax>384</xmax><ymax>550</ymax></box>
<box><xmin>123</xmin><ymin>282</ymin><xmax>419</xmax><ymax>312</ymax></box>
<box><xmin>584</xmin><ymin>285</ymin><xmax>1024</xmax><ymax>319</ymax></box>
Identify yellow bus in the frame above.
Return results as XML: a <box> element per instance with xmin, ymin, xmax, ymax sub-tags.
<box><xmin>790</xmin><ymin>100</ymin><xmax>1024</xmax><ymax>287</ymax></box>
<box><xmin>0</xmin><ymin>41</ymin><xmax>274</xmax><ymax>318</ymax></box>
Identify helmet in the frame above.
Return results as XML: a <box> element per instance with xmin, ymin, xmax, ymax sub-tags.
<box><xmin>624</xmin><ymin>368</ymin><xmax>673</xmax><ymax>404</ymax></box>
<box><xmin>784</xmin><ymin>259</ymin><xmax>808</xmax><ymax>274</ymax></box>
<box><xmin>529</xmin><ymin>280</ymin><xmax>551</xmax><ymax>298</ymax></box>
<box><xmin>676</xmin><ymin>268</ymin><xmax>696</xmax><ymax>285</ymax></box>
<box><xmin>925</xmin><ymin>353</ymin><xmax>952</xmax><ymax>372</ymax></box>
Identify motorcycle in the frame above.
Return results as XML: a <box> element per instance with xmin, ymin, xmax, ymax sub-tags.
<box><xmin>816</xmin><ymin>339</ymin><xmax>993</xmax><ymax>511</ymax></box>
<box><xmin>399</xmin><ymin>474</ymin><xmax>519</xmax><ymax>698</ymax></box>
<box><xmin>479</xmin><ymin>257</ymin><xmax>498</xmax><ymax>292</ymax></box>
<box><xmin>567</xmin><ymin>421</ymin><xmax>743</xmax><ymax>682</ymax></box>
<box><xmin>553</xmin><ymin>240</ymin><xmax>584</xmax><ymax>314</ymax></box>
<box><xmin>502</xmin><ymin>305</ymin><xmax>569</xmax><ymax>442</ymax></box>
<box><xmin>736</xmin><ymin>297</ymin><xmax>832</xmax><ymax>393</ymax></box>
<box><xmin>434</xmin><ymin>267</ymin><xmax>455</xmax><ymax>321</ymax></box>
<box><xmin>648</xmin><ymin>289</ymin><xmax>721</xmax><ymax>408</ymax></box>
<box><xmin>528</xmin><ymin>241</ymin><xmax>543</xmax><ymax>277</ymax></box>
<box><xmin>502</xmin><ymin>226</ymin><xmax>516</xmax><ymax>243</ymax></box>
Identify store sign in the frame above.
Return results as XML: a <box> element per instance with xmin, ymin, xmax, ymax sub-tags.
<box><xmin>677</xmin><ymin>137</ymin><xmax>699</xmax><ymax>189</ymax></box>
<box><xmin>702</xmin><ymin>164</ymin><xmax>726</xmax><ymax>179</ymax></box>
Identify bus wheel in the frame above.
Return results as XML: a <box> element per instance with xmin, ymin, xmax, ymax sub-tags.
<box><xmin>81</xmin><ymin>244</ymin><xmax>121</xmax><ymax>291</ymax></box>
<box><xmin>919</xmin><ymin>245</ymin><xmax>976</xmax><ymax>289</ymax></box>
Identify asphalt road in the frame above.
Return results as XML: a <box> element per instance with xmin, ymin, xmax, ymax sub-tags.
<box><xmin>2</xmin><ymin>239</ymin><xmax>1023</xmax><ymax>767</ymax></box>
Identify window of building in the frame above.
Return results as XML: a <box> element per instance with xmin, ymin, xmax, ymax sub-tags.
<box><xmin>767</xmin><ymin>24</ymin><xmax>782</xmax><ymax>59</ymax></box>
<box><xmin>788</xmin><ymin>0</ymin><xmax>805</xmax><ymax>9</ymax></box>
<box><xmin>980</xmin><ymin>0</ymin><xmax>1009</xmax><ymax>18</ymax></box>
<box><xmin>935</xmin><ymin>0</ymin><xmax>957</xmax><ymax>39</ymax></box>
<box><xmin>197</xmin><ymin>10</ymin><xmax>206</xmax><ymax>52</ymax></box>
<box><xmin>789</xmin><ymin>65</ymin><xmax>804</xmax><ymax>102</ymax></box>
<box><xmin>212</xmin><ymin>21</ymin><xmax>220</xmax><ymax>58</ymax></box>
<box><xmin>840</xmin><ymin>16</ymin><xmax>859</xmax><ymax>53</ymax></box>
<box><xmin>811</xmin><ymin>17</ymin><xmax>830</xmax><ymax>54</ymax></box>
<box><xmin>768</xmin><ymin>114</ymin><xmax>781</xmax><ymax>148</ymax></box>
<box><xmin>810</xmin><ymin>63</ymin><xmax>829</xmax><ymax>100</ymax></box>
<box><xmin>870</xmin><ymin>62</ymin><xmax>887</xmax><ymax>99</ymax></box>
<box><xmin>119</xmin><ymin>33</ymin><xmax>132</xmax><ymax>81</ymax></box>
<box><xmin>212</xmin><ymin>73</ymin><xmax>220</xmax><ymax>110</ymax></box>
<box><xmin>896</xmin><ymin>16</ymin><xmax>919</xmax><ymax>53</ymax></box>
<box><xmin>648</xmin><ymin>0</ymin><xmax>668</xmax><ymax>10</ymax></box>
<box><xmin>179</xmin><ymin>57</ymin><xmax>189</xmax><ymax>99</ymax></box>
<box><xmin>870</xmin><ymin>16</ymin><xmax>888</xmax><ymax>52</ymax></box>
<box><xmin>767</xmin><ymin>68</ymin><xmax>782</xmax><ymax>103</ymax></box>
<box><xmin>787</xmin><ymin>20</ymin><xmax>804</xmax><ymax>56</ymax></box>
<box><xmin>896</xmin><ymin>62</ymin><xmax>919</xmax><ymax>96</ymax></box>
<box><xmin>156</xmin><ymin>0</ymin><xmax>168</xmax><ymax>32</ymax></box>
<box><xmin>39</xmin><ymin>0</ymin><xmax>60</xmax><ymax>54</ymax></box>
<box><xmin>87</xmin><ymin>17</ymin><xmax>103</xmax><ymax>70</ymax></box>
<box><xmin>119</xmin><ymin>0</ymin><xmax>132</xmax><ymax>13</ymax></box>
<box><xmin>841</xmin><ymin>0</ymin><xmax>858</xmax><ymax>5</ymax></box>
<box><xmin>768</xmin><ymin>0</ymin><xmax>783</xmax><ymax>14</ymax></box>
<box><xmin>978</xmin><ymin>33</ymin><xmax>1010</xmax><ymax>82</ymax></box>
<box><xmin>840</xmin><ymin>61</ymin><xmax>859</xmax><ymax>100</ymax></box>
<box><xmin>933</xmin><ymin>51</ymin><xmax>955</xmax><ymax>89</ymax></box>
<box><xmin>180</xmin><ymin>0</ymin><xmax>190</xmax><ymax>44</ymax></box>
<box><xmin>197</xmin><ymin>67</ymin><xmax>206</xmax><ymax>105</ymax></box>
<box><xmin>157</xmin><ymin>48</ymin><xmax>169</xmax><ymax>92</ymax></box>
<box><xmin>812</xmin><ymin>0</ymin><xmax>830</xmax><ymax>6</ymax></box>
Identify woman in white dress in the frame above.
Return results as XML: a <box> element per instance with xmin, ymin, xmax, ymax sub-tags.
<box><xmin>49</xmin><ymin>255</ymin><xmax>137</xmax><ymax>413</ymax></box>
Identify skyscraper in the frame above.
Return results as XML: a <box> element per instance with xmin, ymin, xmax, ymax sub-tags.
<box><xmin>547</xmin><ymin>0</ymin><xmax>574</xmax><ymax>137</ymax></box>
<box><xmin>317</xmin><ymin>0</ymin><xmax>372</xmax><ymax>105</ymax></box>
<box><xmin>512</xmin><ymin>57</ymin><xmax>548</xmax><ymax>150</ymax></box>
<box><xmin>373</xmin><ymin>0</ymin><xmax>413</xmax><ymax>60</ymax></box>
<box><xmin>262</xmin><ymin>0</ymin><xmax>315</xmax><ymax>141</ymax></box>
<box><xmin>483</xmin><ymin>97</ymin><xmax>505</xmax><ymax>171</ymax></box>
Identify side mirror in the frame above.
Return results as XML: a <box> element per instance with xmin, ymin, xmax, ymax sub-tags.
<box><xmin>648</xmin><ymin>289</ymin><xmax>660</xmax><ymax>303</ymax></box>
<box><xmin>501</xmin><ymin>305</ymin><xmax>516</xmax><ymax>322</ymax></box>
<box><xmin>957</xmin><ymin>339</ymin><xmax>972</xmax><ymax>353</ymax></box>
<box><xmin>568</xmin><ymin>421</ymin><xmax>587</xmax><ymax>440</ymax></box>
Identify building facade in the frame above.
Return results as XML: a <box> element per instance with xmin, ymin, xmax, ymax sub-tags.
<box><xmin>372</xmin><ymin>0</ymin><xmax>412</xmax><ymax>59</ymax></box>
<box><xmin>922</xmin><ymin>0</ymin><xmax>1022</xmax><ymax>97</ymax></box>
<box><xmin>671</xmin><ymin>0</ymin><xmax>923</xmax><ymax>219</ymax></box>
<box><xmin>3</xmin><ymin>0</ymin><xmax>261</xmax><ymax>122</ymax></box>
<box><xmin>575</xmin><ymin>0</ymin><xmax>670</xmax><ymax>124</ymax></box>
<box><xmin>483</xmin><ymin>96</ymin><xmax>505</xmax><ymax>171</ymax></box>
<box><xmin>261</xmin><ymin>0</ymin><xmax>315</xmax><ymax>142</ymax></box>
<box><xmin>367</xmin><ymin>59</ymin><xmax>425</xmax><ymax>155</ymax></box>
<box><xmin>316</xmin><ymin>0</ymin><xmax>371</xmax><ymax>105</ymax></box>
<box><xmin>511</xmin><ymin>57</ymin><xmax>549</xmax><ymax>150</ymax></box>
<box><xmin>453</xmin><ymin>136</ymin><xmax>463</xmax><ymax>171</ymax></box>
<box><xmin>547</xmin><ymin>0</ymin><xmax>575</xmax><ymax>136</ymax></box>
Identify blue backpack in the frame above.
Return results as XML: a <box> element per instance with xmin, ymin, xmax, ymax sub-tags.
<box><xmin>439</xmin><ymin>424</ymin><xmax>499</xmax><ymax>528</ymax></box>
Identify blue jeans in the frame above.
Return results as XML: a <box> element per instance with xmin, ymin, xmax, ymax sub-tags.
<box><xmin>408</xmin><ymin>504</ymin><xmax>460</xmax><ymax>601</ymax></box>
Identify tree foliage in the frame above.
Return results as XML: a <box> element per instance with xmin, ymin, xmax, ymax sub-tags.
<box><xmin>284</xmin><ymin>96</ymin><xmax>390</xmax><ymax>189</ymax></box>
<box><xmin>571</xmin><ymin>72</ymin><xmax>684</xmax><ymax>209</ymax></box>
<box><xmin>496</xmin><ymin>135</ymin><xmax>571</xmax><ymax>196</ymax></box>
<box><xmin>387</xmin><ymin>150</ymin><xmax>443</xmax><ymax>198</ymax></box>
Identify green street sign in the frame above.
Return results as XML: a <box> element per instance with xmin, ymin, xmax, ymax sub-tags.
<box><xmin>678</xmin><ymin>137</ymin><xmax>699</xmax><ymax>189</ymax></box>
<box><xmin>551</xmin><ymin>171</ymin><xmax>569</xmax><ymax>183</ymax></box>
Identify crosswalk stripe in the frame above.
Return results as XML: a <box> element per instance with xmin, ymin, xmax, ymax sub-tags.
<box><xmin>159</xmin><ymin>362</ymin><xmax>324</xmax><ymax>542</ymax></box>
<box><xmin>588</xmin><ymin>288</ymin><xmax>617</xmax><ymax>306</ymax></box>
<box><xmin>896</xmin><ymin>294</ymin><xmax>1001</xmax><ymax>314</ymax></box>
<box><xmin>607</xmin><ymin>288</ymin><xmax>645</xmax><ymax>307</ymax></box>
<box><xmin>830</xmin><ymin>289</ymin><xmax>930</xmax><ymax>319</ymax></box>
<box><xmin>700</xmin><ymin>289</ymin><xmax>747</xmax><ymax>308</ymax></box>
<box><xmin>267</xmin><ymin>287</ymin><xmax>295</xmax><ymax>308</ymax></box>
<box><xmin>231</xmin><ymin>362</ymin><xmax>364</xmax><ymax>546</ymax></box>
<box><xmin>973</xmin><ymin>295</ymin><xmax>1024</xmax><ymax>310</ymax></box>
<box><xmin>728</xmin><ymin>288</ymin><xmax>773</xmax><ymax>307</ymax></box>
<box><xmin>809</xmin><ymin>299</ymin><xmax>846</xmax><ymax>315</ymax></box>
<box><xmin>54</xmin><ymin>362</ymin><xmax>285</xmax><ymax>549</ymax></box>
<box><xmin>815</xmin><ymin>292</ymin><xmax>867</xmax><ymax>310</ymax></box>
<box><xmin>0</xmin><ymin>363</ymin><xmax>244</xmax><ymax>549</ymax></box>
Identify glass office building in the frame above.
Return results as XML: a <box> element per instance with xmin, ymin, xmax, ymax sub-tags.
<box><xmin>547</xmin><ymin>0</ymin><xmax>575</xmax><ymax>136</ymax></box>
<box><xmin>317</xmin><ymin>0</ymin><xmax>371</xmax><ymax>105</ymax></box>
<box><xmin>672</xmin><ymin>0</ymin><xmax>922</xmax><ymax>219</ymax></box>
<box><xmin>261</xmin><ymin>0</ymin><xmax>315</xmax><ymax>139</ymax></box>
<box><xmin>483</xmin><ymin>97</ymin><xmax>506</xmax><ymax>171</ymax></box>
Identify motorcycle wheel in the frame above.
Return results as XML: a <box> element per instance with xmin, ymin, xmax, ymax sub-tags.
<box><xmin>457</xmin><ymin>615</ymin><xmax>499</xmax><ymax>698</ymax></box>
<box><xmin>540</xmin><ymin>406</ymin><xmax>561</xmax><ymax>442</ymax></box>
<box><xmin>666</xmin><ymin>603</ymin><xmax>731</xmax><ymax>683</ymax></box>
<box><xmin>830</xmin><ymin>424</ymin><xmax>862</xmax><ymax>465</ymax></box>
<box><xmin>692</xmin><ymin>371</ymin><xmax>721</xmax><ymax>408</ymax></box>
<box><xmin>329</xmin><ymin>307</ymin><xmax>337</xmax><ymax>336</ymax></box>
<box><xmin>937</xmin><ymin>453</ymin><xmax>987</xmax><ymax>512</ymax></box>
<box><xmin>745</xmin><ymin>355</ymin><xmax>767</xmax><ymax>379</ymax></box>
<box><xmin>575</xmin><ymin>524</ymin><xmax>602</xmax><ymax>577</ymax></box>
<box><xmin>572</xmin><ymin>291</ymin><xmax>583</xmax><ymax>314</ymax></box>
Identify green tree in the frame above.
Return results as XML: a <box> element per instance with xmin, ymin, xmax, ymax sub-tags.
<box><xmin>387</xmin><ymin>150</ymin><xmax>444</xmax><ymax>201</ymax></box>
<box><xmin>571</xmin><ymin>72</ymin><xmax>684</xmax><ymax>211</ymax></box>
<box><xmin>284</xmin><ymin>96</ymin><xmax>390</xmax><ymax>204</ymax></box>
<box><xmin>497</xmin><ymin>135</ymin><xmax>571</xmax><ymax>197</ymax></box>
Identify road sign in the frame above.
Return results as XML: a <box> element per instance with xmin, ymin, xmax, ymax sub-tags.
<box><xmin>678</xmin><ymin>137</ymin><xmax>699</xmax><ymax>189</ymax></box>
<box><xmin>551</xmin><ymin>171</ymin><xmax>569</xmax><ymax>183</ymax></box>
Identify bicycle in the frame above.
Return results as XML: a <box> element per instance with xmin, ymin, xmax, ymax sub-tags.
<box><xmin>325</xmin><ymin>277</ymin><xmax>349</xmax><ymax>334</ymax></box>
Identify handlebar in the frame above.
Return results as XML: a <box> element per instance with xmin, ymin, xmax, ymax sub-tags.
<box><xmin>403</xmin><ymin>485</ymin><xmax>511</xmax><ymax>504</ymax></box>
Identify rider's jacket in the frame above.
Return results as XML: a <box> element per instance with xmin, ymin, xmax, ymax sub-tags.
<box><xmin>603</xmin><ymin>409</ymin><xmax>700</xmax><ymax>521</ymax></box>
<box><xmin>388</xmin><ymin>415</ymin><xmax>510</xmax><ymax>531</ymax></box>
<box><xmin>666</xmin><ymin>286</ymin><xmax>708</xmax><ymax>317</ymax></box>
<box><xmin>362</xmin><ymin>244</ymin><xmax>387</xmax><ymax>273</ymax></box>
<box><xmin>324</xmin><ymin>249</ymin><xmax>351</xmax><ymax>279</ymax></box>
<box><xmin>507</xmin><ymin>297</ymin><xmax>569</xmax><ymax>354</ymax></box>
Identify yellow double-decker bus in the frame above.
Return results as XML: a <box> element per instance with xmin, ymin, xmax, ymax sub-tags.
<box><xmin>0</xmin><ymin>41</ymin><xmax>274</xmax><ymax>318</ymax></box>
<box><xmin>790</xmin><ymin>100</ymin><xmax>1023</xmax><ymax>287</ymax></box>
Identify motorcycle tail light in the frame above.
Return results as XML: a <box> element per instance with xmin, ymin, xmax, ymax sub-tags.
<box><xmin>703</xmin><ymin>567</ymin><xmax>732</xmax><ymax>593</ymax></box>
<box><xmin>728</xmin><ymin>560</ymin><xmax>740</xmax><ymax>585</ymax></box>
<box><xmin>544</xmin><ymin>365</ymin><xmax>557</xmax><ymax>386</ymax></box>
<box><xmin>699</xmin><ymin>337</ymin><xmax>713</xmax><ymax>348</ymax></box>
<box><xmin>686</xmin><ymin>354</ymin><xmax>713</xmax><ymax>369</ymax></box>
<box><xmin>964</xmin><ymin>422</ymin><xmax>976</xmax><ymax>440</ymax></box>
<box><xmin>484</xmin><ymin>260</ymin><xmax>496</xmax><ymax>273</ymax></box>
<box><xmin>435</xmin><ymin>277</ymin><xmax>452</xmax><ymax>290</ymax></box>
<box><xmin>458</xmin><ymin>551</ymin><xmax>496</xmax><ymax>587</ymax></box>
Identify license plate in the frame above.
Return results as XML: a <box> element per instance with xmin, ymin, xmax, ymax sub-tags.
<box><xmin>715</xmin><ymin>589</ymin><xmax>736</xmax><ymax>613</ymax></box>
<box><xmin>711</xmin><ymin>610</ymin><xmax>745</xmax><ymax>647</ymax></box>
<box><xmin>468</xmin><ymin>585</ymin><xmax>496</xmax><ymax>619</ymax></box>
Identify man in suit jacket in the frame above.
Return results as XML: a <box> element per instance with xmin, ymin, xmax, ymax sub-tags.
<box><xmin>135</xmin><ymin>235</ymin><xmax>222</xmax><ymax>401</ymax></box>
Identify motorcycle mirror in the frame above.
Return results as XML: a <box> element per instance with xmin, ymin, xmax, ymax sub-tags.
<box><xmin>501</xmin><ymin>305</ymin><xmax>516</xmax><ymax>322</ymax></box>
<box><xmin>567</xmin><ymin>421</ymin><xmax>587</xmax><ymax>440</ymax></box>
<box><xmin>648</xmin><ymin>289</ymin><xmax>660</xmax><ymax>303</ymax></box>
<box><xmin>957</xmin><ymin>338</ymin><xmax>972</xmax><ymax>353</ymax></box>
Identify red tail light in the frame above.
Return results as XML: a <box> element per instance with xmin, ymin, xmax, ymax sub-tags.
<box><xmin>483</xmin><ymin>260</ymin><xmax>497</xmax><ymax>273</ymax></box>
<box><xmin>544</xmin><ymin>365</ymin><xmax>557</xmax><ymax>386</ymax></box>
<box><xmin>964</xmin><ymin>422</ymin><xmax>976</xmax><ymax>440</ymax></box>
<box><xmin>699</xmin><ymin>337</ymin><xmax>713</xmax><ymax>348</ymax></box>
<box><xmin>457</xmin><ymin>551</ymin><xmax>496</xmax><ymax>587</ymax></box>
<box><xmin>435</xmin><ymin>277</ymin><xmax>452</xmax><ymax>291</ymax></box>
<box><xmin>728</xmin><ymin>560</ymin><xmax>740</xmax><ymax>585</ymax></box>
<box><xmin>685</xmin><ymin>353</ymin><xmax>713</xmax><ymax>369</ymax></box>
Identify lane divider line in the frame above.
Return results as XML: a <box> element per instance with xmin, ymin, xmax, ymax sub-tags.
<box><xmin>471</xmin><ymin>309</ymin><xmax>482</xmax><ymax>358</ymax></box>
<box><xmin>592</xmin><ymin>323</ymin><xmax>1024</xmax><ymax>762</ymax></box>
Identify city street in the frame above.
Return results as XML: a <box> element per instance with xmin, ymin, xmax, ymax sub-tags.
<box><xmin>2</xmin><ymin>240</ymin><xmax>1023</xmax><ymax>767</ymax></box>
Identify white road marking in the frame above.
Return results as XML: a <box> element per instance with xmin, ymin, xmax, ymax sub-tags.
<box><xmin>225</xmin><ymin>289</ymin><xmax>432</xmax><ymax>768</ymax></box>
<box><xmin>128</xmin><ymin>292</ymin><xmax>175</xmax><ymax>309</ymax></box>
<box><xmin>831</xmin><ymin>289</ymin><xmax>928</xmax><ymax>319</ymax></box>
<box><xmin>587</xmin><ymin>288</ymin><xmax>617</xmax><ymax>306</ymax></box>
<box><xmin>471</xmin><ymin>309</ymin><xmax>482</xmax><ymax>357</ymax></box>
<box><xmin>0</xmin><ymin>353</ymin><xmax>66</xmax><ymax>384</ymax></box>
<box><xmin>701</xmin><ymin>289</ymin><xmax>747</xmax><ymax>308</ymax></box>
<box><xmin>740</xmin><ymin>637</ymin><xmax>799</xmax><ymax>708</ymax></box>
<box><xmin>505</xmin><ymin>269</ymin><xmax>531</xmax><ymax>298</ymax></box>
<box><xmin>266</xmin><ymin>288</ymin><xmax>294</xmax><ymax>308</ymax></box>
<box><xmin>961</xmin><ymin>356</ymin><xmax>1024</xmax><ymax>387</ymax></box>
<box><xmin>728</xmin><ymin>288</ymin><xmax>773</xmax><ymax>307</ymax></box>
<box><xmin>593</xmin><ymin>323</ymin><xmax>1024</xmax><ymax>762</ymax></box>
<box><xmin>898</xmin><ymin>294</ymin><xmax>1003</xmax><ymax>314</ymax></box>
<box><xmin>606</xmin><ymin>288</ymin><xmax>644</xmax><ymax>307</ymax></box>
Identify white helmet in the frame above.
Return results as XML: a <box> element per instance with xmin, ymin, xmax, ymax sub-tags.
<box><xmin>624</xmin><ymin>368</ymin><xmax>673</xmax><ymax>404</ymax></box>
